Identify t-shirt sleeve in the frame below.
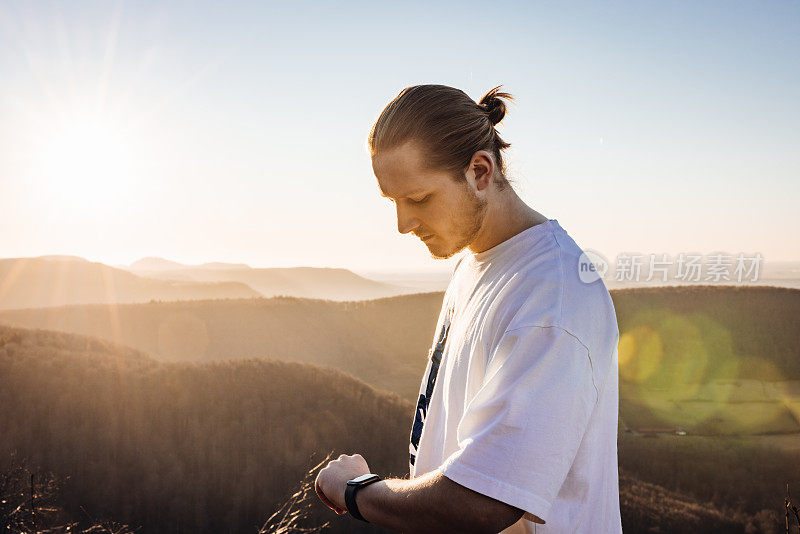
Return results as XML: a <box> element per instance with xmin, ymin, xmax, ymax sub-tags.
<box><xmin>439</xmin><ymin>325</ymin><xmax>599</xmax><ymax>524</ymax></box>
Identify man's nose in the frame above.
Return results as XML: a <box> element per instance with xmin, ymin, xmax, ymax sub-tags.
<box><xmin>396</xmin><ymin>203</ymin><xmax>420</xmax><ymax>235</ymax></box>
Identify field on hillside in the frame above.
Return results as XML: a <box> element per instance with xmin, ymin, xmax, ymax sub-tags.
<box><xmin>621</xmin><ymin>379</ymin><xmax>800</xmax><ymax>435</ymax></box>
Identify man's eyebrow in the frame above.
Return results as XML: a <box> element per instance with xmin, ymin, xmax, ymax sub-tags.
<box><xmin>380</xmin><ymin>189</ymin><xmax>427</xmax><ymax>199</ymax></box>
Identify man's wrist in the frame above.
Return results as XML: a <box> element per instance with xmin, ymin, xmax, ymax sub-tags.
<box><xmin>350</xmin><ymin>478</ymin><xmax>389</xmax><ymax>526</ymax></box>
<box><xmin>345</xmin><ymin>474</ymin><xmax>381</xmax><ymax>522</ymax></box>
<box><xmin>342</xmin><ymin>469</ymin><xmax>503</xmax><ymax>533</ymax></box>
<box><xmin>352</xmin><ymin>476</ymin><xmax>442</xmax><ymax>533</ymax></box>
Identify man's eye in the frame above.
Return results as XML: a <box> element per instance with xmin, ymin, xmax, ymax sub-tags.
<box><xmin>411</xmin><ymin>195</ymin><xmax>430</xmax><ymax>204</ymax></box>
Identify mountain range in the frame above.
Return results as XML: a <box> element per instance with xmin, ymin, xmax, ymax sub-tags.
<box><xmin>0</xmin><ymin>255</ymin><xmax>411</xmax><ymax>310</ymax></box>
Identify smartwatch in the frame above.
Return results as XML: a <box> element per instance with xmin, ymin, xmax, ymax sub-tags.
<box><xmin>345</xmin><ymin>473</ymin><xmax>382</xmax><ymax>522</ymax></box>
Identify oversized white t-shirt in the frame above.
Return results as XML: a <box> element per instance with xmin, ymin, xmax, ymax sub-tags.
<box><xmin>409</xmin><ymin>219</ymin><xmax>622</xmax><ymax>533</ymax></box>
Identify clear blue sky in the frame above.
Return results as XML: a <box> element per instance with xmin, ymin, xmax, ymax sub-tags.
<box><xmin>1</xmin><ymin>0</ymin><xmax>798</xmax><ymax>272</ymax></box>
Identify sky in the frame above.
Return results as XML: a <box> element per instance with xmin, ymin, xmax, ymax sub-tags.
<box><xmin>1</xmin><ymin>0</ymin><xmax>798</xmax><ymax>273</ymax></box>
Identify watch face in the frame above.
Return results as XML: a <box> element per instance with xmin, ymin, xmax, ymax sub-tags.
<box><xmin>348</xmin><ymin>473</ymin><xmax>380</xmax><ymax>486</ymax></box>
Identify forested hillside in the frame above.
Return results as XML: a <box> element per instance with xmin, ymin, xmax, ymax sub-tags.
<box><xmin>0</xmin><ymin>325</ymin><xmax>411</xmax><ymax>533</ymax></box>
<box><xmin>2</xmin><ymin>285</ymin><xmax>798</xmax><ymax>406</ymax></box>
<box><xmin>3</xmin><ymin>324</ymin><xmax>794</xmax><ymax>532</ymax></box>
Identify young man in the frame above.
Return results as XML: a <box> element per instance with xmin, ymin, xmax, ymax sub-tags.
<box><xmin>315</xmin><ymin>85</ymin><xmax>622</xmax><ymax>533</ymax></box>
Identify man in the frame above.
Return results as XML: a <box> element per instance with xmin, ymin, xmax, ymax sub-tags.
<box><xmin>315</xmin><ymin>84</ymin><xmax>622</xmax><ymax>533</ymax></box>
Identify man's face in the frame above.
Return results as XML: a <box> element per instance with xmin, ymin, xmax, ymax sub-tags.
<box><xmin>371</xmin><ymin>140</ymin><xmax>488</xmax><ymax>259</ymax></box>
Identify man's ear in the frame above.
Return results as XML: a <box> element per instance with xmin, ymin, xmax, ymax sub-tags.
<box><xmin>469</xmin><ymin>150</ymin><xmax>495</xmax><ymax>192</ymax></box>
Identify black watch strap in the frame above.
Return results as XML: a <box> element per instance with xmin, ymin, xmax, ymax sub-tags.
<box><xmin>345</xmin><ymin>474</ymin><xmax>381</xmax><ymax>522</ymax></box>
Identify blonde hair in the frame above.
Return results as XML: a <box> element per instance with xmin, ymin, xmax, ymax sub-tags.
<box><xmin>369</xmin><ymin>84</ymin><xmax>514</xmax><ymax>189</ymax></box>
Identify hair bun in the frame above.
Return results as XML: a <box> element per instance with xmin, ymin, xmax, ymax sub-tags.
<box><xmin>478</xmin><ymin>85</ymin><xmax>513</xmax><ymax>126</ymax></box>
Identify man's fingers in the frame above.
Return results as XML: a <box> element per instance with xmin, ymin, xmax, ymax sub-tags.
<box><xmin>314</xmin><ymin>478</ymin><xmax>332</xmax><ymax>507</ymax></box>
<box><xmin>314</xmin><ymin>476</ymin><xmax>347</xmax><ymax>515</ymax></box>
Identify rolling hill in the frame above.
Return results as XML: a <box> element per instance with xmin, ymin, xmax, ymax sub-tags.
<box><xmin>1</xmin><ymin>285</ymin><xmax>799</xmax><ymax>404</ymax></box>
<box><xmin>0</xmin><ymin>292</ymin><xmax>445</xmax><ymax>401</ymax></box>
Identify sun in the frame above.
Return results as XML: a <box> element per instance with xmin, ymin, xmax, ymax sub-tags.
<box><xmin>33</xmin><ymin>114</ymin><xmax>139</xmax><ymax>206</ymax></box>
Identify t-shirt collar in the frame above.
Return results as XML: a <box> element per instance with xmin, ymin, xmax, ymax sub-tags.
<box><xmin>468</xmin><ymin>219</ymin><xmax>559</xmax><ymax>265</ymax></box>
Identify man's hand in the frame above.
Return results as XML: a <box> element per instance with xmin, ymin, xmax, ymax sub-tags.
<box><xmin>315</xmin><ymin>459</ymin><xmax>528</xmax><ymax>532</ymax></box>
<box><xmin>314</xmin><ymin>453</ymin><xmax>371</xmax><ymax>515</ymax></box>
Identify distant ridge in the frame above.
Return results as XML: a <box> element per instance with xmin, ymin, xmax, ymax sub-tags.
<box><xmin>199</xmin><ymin>261</ymin><xmax>251</xmax><ymax>270</ymax></box>
<box><xmin>34</xmin><ymin>254</ymin><xmax>89</xmax><ymax>262</ymax></box>
<box><xmin>0</xmin><ymin>256</ymin><xmax>262</xmax><ymax>310</ymax></box>
<box><xmin>123</xmin><ymin>257</ymin><xmax>413</xmax><ymax>301</ymax></box>
<box><xmin>128</xmin><ymin>256</ymin><xmax>187</xmax><ymax>271</ymax></box>
<box><xmin>0</xmin><ymin>255</ymin><xmax>419</xmax><ymax>310</ymax></box>
<box><xmin>128</xmin><ymin>257</ymin><xmax>252</xmax><ymax>271</ymax></box>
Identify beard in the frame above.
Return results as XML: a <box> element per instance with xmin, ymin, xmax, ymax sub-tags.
<box><xmin>426</xmin><ymin>183</ymin><xmax>488</xmax><ymax>259</ymax></box>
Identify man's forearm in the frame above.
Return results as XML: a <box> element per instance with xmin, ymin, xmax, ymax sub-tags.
<box><xmin>354</xmin><ymin>469</ymin><xmax>517</xmax><ymax>534</ymax></box>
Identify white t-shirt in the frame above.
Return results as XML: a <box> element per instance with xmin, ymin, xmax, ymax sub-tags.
<box><xmin>409</xmin><ymin>219</ymin><xmax>622</xmax><ymax>533</ymax></box>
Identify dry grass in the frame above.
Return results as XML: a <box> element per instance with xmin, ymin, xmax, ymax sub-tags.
<box><xmin>2</xmin><ymin>449</ymin><xmax>332</xmax><ymax>534</ymax></box>
<box><xmin>0</xmin><ymin>451</ymin><xmax>138</xmax><ymax>533</ymax></box>
<box><xmin>258</xmin><ymin>454</ymin><xmax>332</xmax><ymax>534</ymax></box>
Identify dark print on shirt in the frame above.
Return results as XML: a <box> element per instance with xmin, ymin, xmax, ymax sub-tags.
<box><xmin>409</xmin><ymin>303</ymin><xmax>453</xmax><ymax>467</ymax></box>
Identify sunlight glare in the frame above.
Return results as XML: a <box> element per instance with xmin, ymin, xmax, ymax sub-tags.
<box><xmin>33</xmin><ymin>115</ymin><xmax>138</xmax><ymax>207</ymax></box>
